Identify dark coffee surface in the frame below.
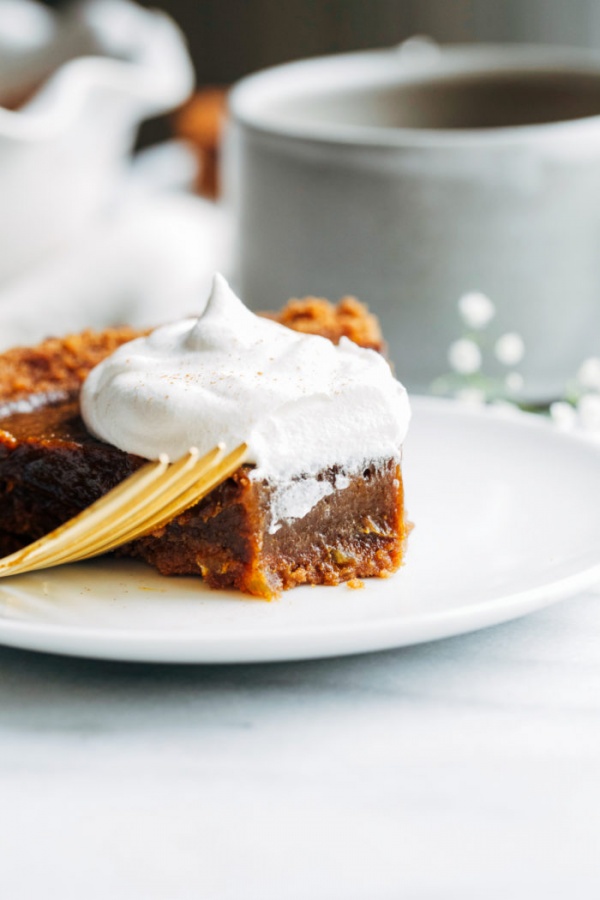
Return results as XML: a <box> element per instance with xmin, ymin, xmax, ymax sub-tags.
<box><xmin>271</xmin><ymin>69</ymin><xmax>600</xmax><ymax>130</ymax></box>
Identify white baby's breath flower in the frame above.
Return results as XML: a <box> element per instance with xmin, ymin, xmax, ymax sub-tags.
<box><xmin>577</xmin><ymin>357</ymin><xmax>600</xmax><ymax>392</ymax></box>
<box><xmin>578</xmin><ymin>393</ymin><xmax>600</xmax><ymax>433</ymax></box>
<box><xmin>457</xmin><ymin>292</ymin><xmax>496</xmax><ymax>330</ymax></box>
<box><xmin>504</xmin><ymin>372</ymin><xmax>524</xmax><ymax>394</ymax></box>
<box><xmin>495</xmin><ymin>333</ymin><xmax>525</xmax><ymax>366</ymax></box>
<box><xmin>448</xmin><ymin>338</ymin><xmax>482</xmax><ymax>374</ymax></box>
<box><xmin>550</xmin><ymin>401</ymin><xmax>577</xmax><ymax>431</ymax></box>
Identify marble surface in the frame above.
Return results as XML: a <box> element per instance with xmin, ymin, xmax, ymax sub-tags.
<box><xmin>2</xmin><ymin>586</ymin><xmax>600</xmax><ymax>899</ymax></box>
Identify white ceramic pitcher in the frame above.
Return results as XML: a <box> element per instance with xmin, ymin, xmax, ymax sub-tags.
<box><xmin>0</xmin><ymin>0</ymin><xmax>194</xmax><ymax>285</ymax></box>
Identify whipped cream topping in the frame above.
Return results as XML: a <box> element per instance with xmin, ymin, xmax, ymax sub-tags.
<box><xmin>81</xmin><ymin>275</ymin><xmax>410</xmax><ymax>500</ymax></box>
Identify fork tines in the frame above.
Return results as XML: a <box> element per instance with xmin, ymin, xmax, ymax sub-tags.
<box><xmin>0</xmin><ymin>442</ymin><xmax>248</xmax><ymax>579</ymax></box>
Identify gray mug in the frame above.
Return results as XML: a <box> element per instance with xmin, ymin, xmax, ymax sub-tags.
<box><xmin>225</xmin><ymin>43</ymin><xmax>600</xmax><ymax>400</ymax></box>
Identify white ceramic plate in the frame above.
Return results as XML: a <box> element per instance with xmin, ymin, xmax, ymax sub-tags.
<box><xmin>0</xmin><ymin>397</ymin><xmax>599</xmax><ymax>663</ymax></box>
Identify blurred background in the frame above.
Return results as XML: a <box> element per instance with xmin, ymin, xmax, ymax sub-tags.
<box><xmin>131</xmin><ymin>0</ymin><xmax>600</xmax><ymax>81</ymax></box>
<box><xmin>41</xmin><ymin>0</ymin><xmax>600</xmax><ymax>144</ymax></box>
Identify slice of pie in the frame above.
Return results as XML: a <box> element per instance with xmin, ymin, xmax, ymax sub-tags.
<box><xmin>0</xmin><ymin>280</ymin><xmax>410</xmax><ymax>598</ymax></box>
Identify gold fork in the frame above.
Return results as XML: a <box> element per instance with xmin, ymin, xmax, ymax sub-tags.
<box><xmin>0</xmin><ymin>443</ymin><xmax>248</xmax><ymax>579</ymax></box>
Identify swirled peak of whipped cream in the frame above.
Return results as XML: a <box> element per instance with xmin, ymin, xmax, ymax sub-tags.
<box><xmin>81</xmin><ymin>274</ymin><xmax>410</xmax><ymax>481</ymax></box>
